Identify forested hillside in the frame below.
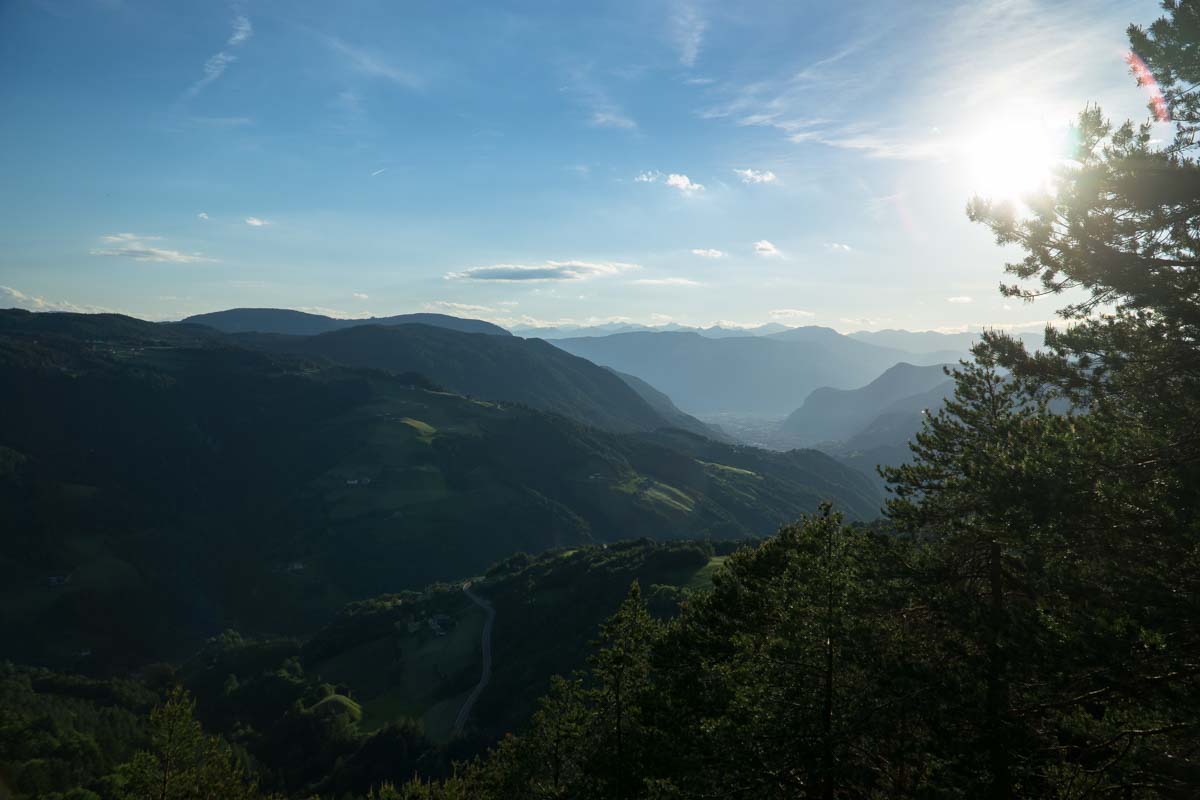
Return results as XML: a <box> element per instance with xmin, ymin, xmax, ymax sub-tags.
<box><xmin>0</xmin><ymin>309</ymin><xmax>878</xmax><ymax>669</ymax></box>
<box><xmin>232</xmin><ymin>322</ymin><xmax>712</xmax><ymax>435</ymax></box>
<box><xmin>779</xmin><ymin>362</ymin><xmax>953</xmax><ymax>444</ymax></box>
<box><xmin>0</xmin><ymin>539</ymin><xmax>743</xmax><ymax>799</ymax></box>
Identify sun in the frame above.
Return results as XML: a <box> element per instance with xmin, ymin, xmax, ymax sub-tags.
<box><xmin>964</xmin><ymin>119</ymin><xmax>1067</xmax><ymax>203</ymax></box>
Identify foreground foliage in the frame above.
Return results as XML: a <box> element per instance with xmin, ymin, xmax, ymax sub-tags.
<box><xmin>0</xmin><ymin>540</ymin><xmax>732</xmax><ymax>799</ymax></box>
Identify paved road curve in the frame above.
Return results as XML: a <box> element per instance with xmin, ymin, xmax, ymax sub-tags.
<box><xmin>453</xmin><ymin>580</ymin><xmax>496</xmax><ymax>735</ymax></box>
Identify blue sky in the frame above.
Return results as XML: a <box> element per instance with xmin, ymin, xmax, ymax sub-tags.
<box><xmin>0</xmin><ymin>0</ymin><xmax>1166</xmax><ymax>332</ymax></box>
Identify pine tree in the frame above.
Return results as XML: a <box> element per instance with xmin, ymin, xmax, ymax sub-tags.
<box><xmin>958</xmin><ymin>2</ymin><xmax>1200</xmax><ymax>792</ymax></box>
<box><xmin>586</xmin><ymin>582</ymin><xmax>658</xmax><ymax>800</ymax></box>
<box><xmin>115</xmin><ymin>687</ymin><xmax>262</xmax><ymax>800</ymax></box>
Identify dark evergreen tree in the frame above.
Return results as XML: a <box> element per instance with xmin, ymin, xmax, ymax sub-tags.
<box><xmin>958</xmin><ymin>2</ymin><xmax>1200</xmax><ymax>793</ymax></box>
<box><xmin>113</xmin><ymin>688</ymin><xmax>263</xmax><ymax>800</ymax></box>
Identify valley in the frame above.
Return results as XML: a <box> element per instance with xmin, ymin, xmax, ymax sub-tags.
<box><xmin>0</xmin><ymin>309</ymin><xmax>883</xmax><ymax>671</ymax></box>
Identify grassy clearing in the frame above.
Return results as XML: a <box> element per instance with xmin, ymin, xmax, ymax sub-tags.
<box><xmin>698</xmin><ymin>460</ymin><xmax>759</xmax><ymax>478</ymax></box>
<box><xmin>313</xmin><ymin>600</ymin><xmax>487</xmax><ymax>742</ymax></box>
<box><xmin>684</xmin><ymin>556</ymin><xmax>729</xmax><ymax>591</ymax></box>
<box><xmin>400</xmin><ymin>417</ymin><xmax>437</xmax><ymax>439</ymax></box>
<box><xmin>613</xmin><ymin>474</ymin><xmax>695</xmax><ymax>514</ymax></box>
<box><xmin>642</xmin><ymin>482</ymin><xmax>695</xmax><ymax>513</ymax></box>
<box><xmin>327</xmin><ymin>468</ymin><xmax>450</xmax><ymax>521</ymax></box>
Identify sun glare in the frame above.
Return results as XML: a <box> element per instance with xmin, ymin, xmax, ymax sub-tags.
<box><xmin>965</xmin><ymin>119</ymin><xmax>1067</xmax><ymax>203</ymax></box>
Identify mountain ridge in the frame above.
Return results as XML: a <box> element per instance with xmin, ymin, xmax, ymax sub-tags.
<box><xmin>183</xmin><ymin>307</ymin><xmax>511</xmax><ymax>337</ymax></box>
<box><xmin>233</xmin><ymin>323</ymin><xmax>713</xmax><ymax>436</ymax></box>
<box><xmin>780</xmin><ymin>362</ymin><xmax>954</xmax><ymax>444</ymax></box>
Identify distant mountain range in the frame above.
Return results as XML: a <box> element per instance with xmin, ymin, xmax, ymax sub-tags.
<box><xmin>518</xmin><ymin>323</ymin><xmax>1045</xmax><ymax>351</ymax></box>
<box><xmin>788</xmin><ymin>366</ymin><xmax>957</xmax><ymax>490</ymax></box>
<box><xmin>834</xmin><ymin>376</ymin><xmax>956</xmax><ymax>457</ymax></box>
<box><xmin>551</xmin><ymin>328</ymin><xmax>960</xmax><ymax>415</ymax></box>
<box><xmin>183</xmin><ymin>307</ymin><xmax>511</xmax><ymax>337</ymax></box>
<box><xmin>181</xmin><ymin>310</ymin><xmax>1046</xmax><ymax>358</ymax></box>
<box><xmin>847</xmin><ymin>328</ymin><xmax>1043</xmax><ymax>354</ymax></box>
<box><xmin>515</xmin><ymin>321</ymin><xmax>794</xmax><ymax>339</ymax></box>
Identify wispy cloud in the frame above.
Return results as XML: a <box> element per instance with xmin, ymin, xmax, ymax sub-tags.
<box><xmin>734</xmin><ymin>168</ymin><xmax>777</xmax><ymax>184</ymax></box>
<box><xmin>197</xmin><ymin>212</ymin><xmax>209</xmax><ymax>220</ymax></box>
<box><xmin>352</xmin><ymin>292</ymin><xmax>370</xmax><ymax>300</ymax></box>
<box><xmin>500</xmin><ymin>313</ymin><xmax>636</xmax><ymax>330</ymax></box>
<box><xmin>825</xmin><ymin>242</ymin><xmax>852</xmax><ymax>252</ymax></box>
<box><xmin>185</xmin><ymin>14</ymin><xmax>252</xmax><ymax>98</ymax></box>
<box><xmin>691</xmin><ymin>248</ymin><xmax>724</xmax><ymax>258</ymax></box>
<box><xmin>1</xmin><ymin>285</ymin><xmax>114</xmax><ymax>314</ymax></box>
<box><xmin>715</xmin><ymin>319</ymin><xmax>768</xmax><ymax>330</ymax></box>
<box><xmin>666</xmin><ymin>173</ymin><xmax>704</xmax><ymax>194</ymax></box>
<box><xmin>326</xmin><ymin>36</ymin><xmax>424</xmax><ymax>89</ymax></box>
<box><xmin>566</xmin><ymin>67</ymin><xmax>638</xmax><ymax>130</ymax></box>
<box><xmin>296</xmin><ymin>306</ymin><xmax>373</xmax><ymax>319</ymax></box>
<box><xmin>638</xmin><ymin>171</ymin><xmax>703</xmax><ymax>194</ymax></box>
<box><xmin>769</xmin><ymin>308</ymin><xmax>815</xmax><ymax>319</ymax></box>
<box><xmin>700</xmin><ymin>3</ymin><xmax>1139</xmax><ymax>162</ymax></box>
<box><xmin>947</xmin><ymin>296</ymin><xmax>973</xmax><ymax>304</ymax></box>
<box><xmin>753</xmin><ymin>240</ymin><xmax>780</xmax><ymax>256</ymax></box>
<box><xmin>632</xmin><ymin>277</ymin><xmax>702</xmax><ymax>287</ymax></box>
<box><xmin>792</xmin><ymin>128</ymin><xmax>947</xmax><ymax>160</ymax></box>
<box><xmin>840</xmin><ymin>317</ymin><xmax>888</xmax><ymax>329</ymax></box>
<box><xmin>423</xmin><ymin>300</ymin><xmax>498</xmax><ymax>314</ymax></box>
<box><xmin>370</xmin><ymin>168</ymin><xmax>387</xmax><ymax>178</ymax></box>
<box><xmin>591</xmin><ymin>109</ymin><xmax>637</xmax><ymax>129</ymax></box>
<box><xmin>244</xmin><ymin>217</ymin><xmax>269</xmax><ymax>227</ymax></box>
<box><xmin>91</xmin><ymin>233</ymin><xmax>217</xmax><ymax>264</ymax></box>
<box><xmin>227</xmin><ymin>14</ymin><xmax>252</xmax><ymax>46</ymax></box>
<box><xmin>669</xmin><ymin>1</ymin><xmax>706</xmax><ymax>67</ymax></box>
<box><xmin>447</xmin><ymin>260</ymin><xmax>639</xmax><ymax>282</ymax></box>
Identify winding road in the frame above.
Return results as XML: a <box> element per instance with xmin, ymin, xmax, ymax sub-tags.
<box><xmin>453</xmin><ymin>580</ymin><xmax>496</xmax><ymax>735</ymax></box>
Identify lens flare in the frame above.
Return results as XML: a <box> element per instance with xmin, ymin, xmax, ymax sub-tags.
<box><xmin>1126</xmin><ymin>50</ymin><xmax>1170</xmax><ymax>123</ymax></box>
